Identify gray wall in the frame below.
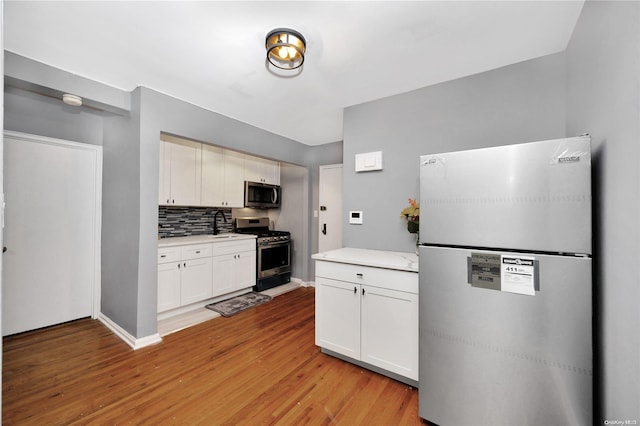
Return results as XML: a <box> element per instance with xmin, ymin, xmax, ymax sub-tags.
<box><xmin>343</xmin><ymin>52</ymin><xmax>567</xmax><ymax>252</ymax></box>
<box><xmin>3</xmin><ymin>56</ymin><xmax>342</xmax><ymax>339</ymax></box>
<box><xmin>271</xmin><ymin>163</ymin><xmax>310</xmax><ymax>281</ymax></box>
<box><xmin>101</xmin><ymin>90</ymin><xmax>141</xmax><ymax>336</ymax></box>
<box><xmin>4</xmin><ymin>85</ymin><xmax>106</xmax><ymax>146</ymax></box>
<box><xmin>566</xmin><ymin>1</ymin><xmax>640</xmax><ymax>421</ymax></box>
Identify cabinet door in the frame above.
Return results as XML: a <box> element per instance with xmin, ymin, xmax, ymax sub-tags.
<box><xmin>158</xmin><ymin>140</ymin><xmax>171</xmax><ymax>205</ymax></box>
<box><xmin>224</xmin><ymin>150</ymin><xmax>245</xmax><ymax>207</ymax></box>
<box><xmin>212</xmin><ymin>254</ymin><xmax>235</xmax><ymax>296</ymax></box>
<box><xmin>181</xmin><ymin>257</ymin><xmax>213</xmax><ymax>305</ymax></box>
<box><xmin>167</xmin><ymin>139</ymin><xmax>201</xmax><ymax>206</ymax></box>
<box><xmin>201</xmin><ymin>144</ymin><xmax>225</xmax><ymax>207</ymax></box>
<box><xmin>315</xmin><ymin>277</ymin><xmax>361</xmax><ymax>359</ymax></box>
<box><xmin>234</xmin><ymin>250</ymin><xmax>256</xmax><ymax>291</ymax></box>
<box><xmin>360</xmin><ymin>286</ymin><xmax>419</xmax><ymax>380</ymax></box>
<box><xmin>158</xmin><ymin>261</ymin><xmax>181</xmax><ymax>312</ymax></box>
<box><xmin>244</xmin><ymin>155</ymin><xmax>279</xmax><ymax>185</ymax></box>
<box><xmin>264</xmin><ymin>159</ymin><xmax>280</xmax><ymax>185</ymax></box>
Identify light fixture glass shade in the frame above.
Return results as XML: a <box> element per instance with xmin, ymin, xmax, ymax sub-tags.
<box><xmin>265</xmin><ymin>28</ymin><xmax>306</xmax><ymax>70</ymax></box>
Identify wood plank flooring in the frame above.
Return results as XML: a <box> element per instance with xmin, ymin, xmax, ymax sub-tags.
<box><xmin>3</xmin><ymin>287</ymin><xmax>426</xmax><ymax>425</ymax></box>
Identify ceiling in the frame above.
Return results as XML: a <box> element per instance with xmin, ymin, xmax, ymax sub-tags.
<box><xmin>4</xmin><ymin>1</ymin><xmax>584</xmax><ymax>146</ymax></box>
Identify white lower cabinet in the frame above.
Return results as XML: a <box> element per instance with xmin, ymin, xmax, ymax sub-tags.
<box><xmin>158</xmin><ymin>238</ymin><xmax>256</xmax><ymax>314</ymax></box>
<box><xmin>180</xmin><ymin>257</ymin><xmax>213</xmax><ymax>305</ymax></box>
<box><xmin>212</xmin><ymin>239</ymin><xmax>256</xmax><ymax>296</ymax></box>
<box><xmin>158</xmin><ymin>261</ymin><xmax>182</xmax><ymax>312</ymax></box>
<box><xmin>315</xmin><ymin>260</ymin><xmax>419</xmax><ymax>382</ymax></box>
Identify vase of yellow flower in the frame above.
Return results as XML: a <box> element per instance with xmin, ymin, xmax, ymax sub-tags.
<box><xmin>400</xmin><ymin>198</ymin><xmax>420</xmax><ymax>234</ymax></box>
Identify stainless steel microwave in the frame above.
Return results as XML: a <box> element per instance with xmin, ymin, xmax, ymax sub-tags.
<box><xmin>244</xmin><ymin>181</ymin><xmax>281</xmax><ymax>208</ymax></box>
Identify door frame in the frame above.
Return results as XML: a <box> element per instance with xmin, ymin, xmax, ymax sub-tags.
<box><xmin>3</xmin><ymin>130</ymin><xmax>103</xmax><ymax>323</ymax></box>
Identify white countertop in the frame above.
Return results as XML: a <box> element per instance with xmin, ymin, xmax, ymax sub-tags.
<box><xmin>312</xmin><ymin>247</ymin><xmax>418</xmax><ymax>273</ymax></box>
<box><xmin>158</xmin><ymin>233</ymin><xmax>256</xmax><ymax>247</ymax></box>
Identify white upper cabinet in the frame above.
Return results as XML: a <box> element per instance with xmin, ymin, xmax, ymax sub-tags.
<box><xmin>159</xmin><ymin>135</ymin><xmax>280</xmax><ymax>207</ymax></box>
<box><xmin>244</xmin><ymin>154</ymin><xmax>280</xmax><ymax>185</ymax></box>
<box><xmin>223</xmin><ymin>150</ymin><xmax>245</xmax><ymax>207</ymax></box>
<box><xmin>201</xmin><ymin>145</ymin><xmax>244</xmax><ymax>208</ymax></box>
<box><xmin>159</xmin><ymin>137</ymin><xmax>202</xmax><ymax>206</ymax></box>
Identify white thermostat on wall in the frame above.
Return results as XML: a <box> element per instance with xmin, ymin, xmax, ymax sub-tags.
<box><xmin>355</xmin><ymin>151</ymin><xmax>383</xmax><ymax>172</ymax></box>
<box><xmin>349</xmin><ymin>211</ymin><xmax>363</xmax><ymax>225</ymax></box>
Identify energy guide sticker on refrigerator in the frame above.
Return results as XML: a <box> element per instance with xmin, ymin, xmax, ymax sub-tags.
<box><xmin>418</xmin><ymin>136</ymin><xmax>592</xmax><ymax>425</ymax></box>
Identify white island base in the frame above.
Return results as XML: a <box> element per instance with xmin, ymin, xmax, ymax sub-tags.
<box><xmin>312</xmin><ymin>248</ymin><xmax>419</xmax><ymax>387</ymax></box>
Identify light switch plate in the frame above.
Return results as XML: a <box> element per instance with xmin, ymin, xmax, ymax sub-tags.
<box><xmin>355</xmin><ymin>151</ymin><xmax>383</xmax><ymax>172</ymax></box>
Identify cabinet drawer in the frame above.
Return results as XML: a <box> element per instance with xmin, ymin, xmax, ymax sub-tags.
<box><xmin>315</xmin><ymin>261</ymin><xmax>418</xmax><ymax>294</ymax></box>
<box><xmin>212</xmin><ymin>239</ymin><xmax>256</xmax><ymax>256</ymax></box>
<box><xmin>158</xmin><ymin>247</ymin><xmax>181</xmax><ymax>264</ymax></box>
<box><xmin>181</xmin><ymin>243</ymin><xmax>213</xmax><ymax>260</ymax></box>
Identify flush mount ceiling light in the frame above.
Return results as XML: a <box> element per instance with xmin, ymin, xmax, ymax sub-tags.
<box><xmin>265</xmin><ymin>28</ymin><xmax>306</xmax><ymax>70</ymax></box>
<box><xmin>62</xmin><ymin>93</ymin><xmax>82</xmax><ymax>107</ymax></box>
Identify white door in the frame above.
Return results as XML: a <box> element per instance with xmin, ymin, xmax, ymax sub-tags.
<box><xmin>3</xmin><ymin>132</ymin><xmax>102</xmax><ymax>336</ymax></box>
<box><xmin>318</xmin><ymin>164</ymin><xmax>343</xmax><ymax>253</ymax></box>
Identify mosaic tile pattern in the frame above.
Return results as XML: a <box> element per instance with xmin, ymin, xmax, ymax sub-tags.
<box><xmin>158</xmin><ymin>206</ymin><xmax>233</xmax><ymax>238</ymax></box>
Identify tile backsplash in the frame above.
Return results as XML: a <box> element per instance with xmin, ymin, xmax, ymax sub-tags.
<box><xmin>158</xmin><ymin>206</ymin><xmax>232</xmax><ymax>238</ymax></box>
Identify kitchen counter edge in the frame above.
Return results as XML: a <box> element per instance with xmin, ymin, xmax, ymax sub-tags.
<box><xmin>312</xmin><ymin>247</ymin><xmax>418</xmax><ymax>273</ymax></box>
<box><xmin>158</xmin><ymin>233</ymin><xmax>256</xmax><ymax>247</ymax></box>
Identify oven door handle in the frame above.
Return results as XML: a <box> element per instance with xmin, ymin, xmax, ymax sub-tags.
<box><xmin>259</xmin><ymin>240</ymin><xmax>290</xmax><ymax>247</ymax></box>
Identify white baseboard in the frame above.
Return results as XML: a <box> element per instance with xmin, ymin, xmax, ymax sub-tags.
<box><xmin>98</xmin><ymin>312</ymin><xmax>162</xmax><ymax>350</ymax></box>
<box><xmin>291</xmin><ymin>277</ymin><xmax>308</xmax><ymax>287</ymax></box>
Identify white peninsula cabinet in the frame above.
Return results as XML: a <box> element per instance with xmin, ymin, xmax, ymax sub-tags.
<box><xmin>312</xmin><ymin>248</ymin><xmax>419</xmax><ymax>385</ymax></box>
<box><xmin>158</xmin><ymin>235</ymin><xmax>256</xmax><ymax>317</ymax></box>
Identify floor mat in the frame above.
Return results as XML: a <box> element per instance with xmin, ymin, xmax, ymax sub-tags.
<box><xmin>205</xmin><ymin>292</ymin><xmax>272</xmax><ymax>317</ymax></box>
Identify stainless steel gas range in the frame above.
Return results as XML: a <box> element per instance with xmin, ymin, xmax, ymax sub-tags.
<box><xmin>234</xmin><ymin>217</ymin><xmax>291</xmax><ymax>292</ymax></box>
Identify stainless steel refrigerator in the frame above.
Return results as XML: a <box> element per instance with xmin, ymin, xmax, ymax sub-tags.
<box><xmin>418</xmin><ymin>136</ymin><xmax>592</xmax><ymax>425</ymax></box>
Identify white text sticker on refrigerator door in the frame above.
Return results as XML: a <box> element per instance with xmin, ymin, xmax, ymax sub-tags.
<box><xmin>501</xmin><ymin>255</ymin><xmax>536</xmax><ymax>296</ymax></box>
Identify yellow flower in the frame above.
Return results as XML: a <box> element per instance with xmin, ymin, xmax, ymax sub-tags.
<box><xmin>400</xmin><ymin>198</ymin><xmax>419</xmax><ymax>221</ymax></box>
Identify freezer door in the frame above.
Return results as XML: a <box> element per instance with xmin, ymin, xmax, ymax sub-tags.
<box><xmin>420</xmin><ymin>136</ymin><xmax>591</xmax><ymax>254</ymax></box>
<box><xmin>418</xmin><ymin>246</ymin><xmax>592</xmax><ymax>425</ymax></box>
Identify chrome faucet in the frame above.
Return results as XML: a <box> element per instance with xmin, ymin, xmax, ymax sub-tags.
<box><xmin>213</xmin><ymin>210</ymin><xmax>227</xmax><ymax>235</ymax></box>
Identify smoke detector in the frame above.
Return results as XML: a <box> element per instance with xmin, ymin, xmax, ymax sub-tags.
<box><xmin>62</xmin><ymin>93</ymin><xmax>82</xmax><ymax>106</ymax></box>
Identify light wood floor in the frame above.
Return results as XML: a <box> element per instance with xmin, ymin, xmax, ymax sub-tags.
<box><xmin>3</xmin><ymin>287</ymin><xmax>426</xmax><ymax>425</ymax></box>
